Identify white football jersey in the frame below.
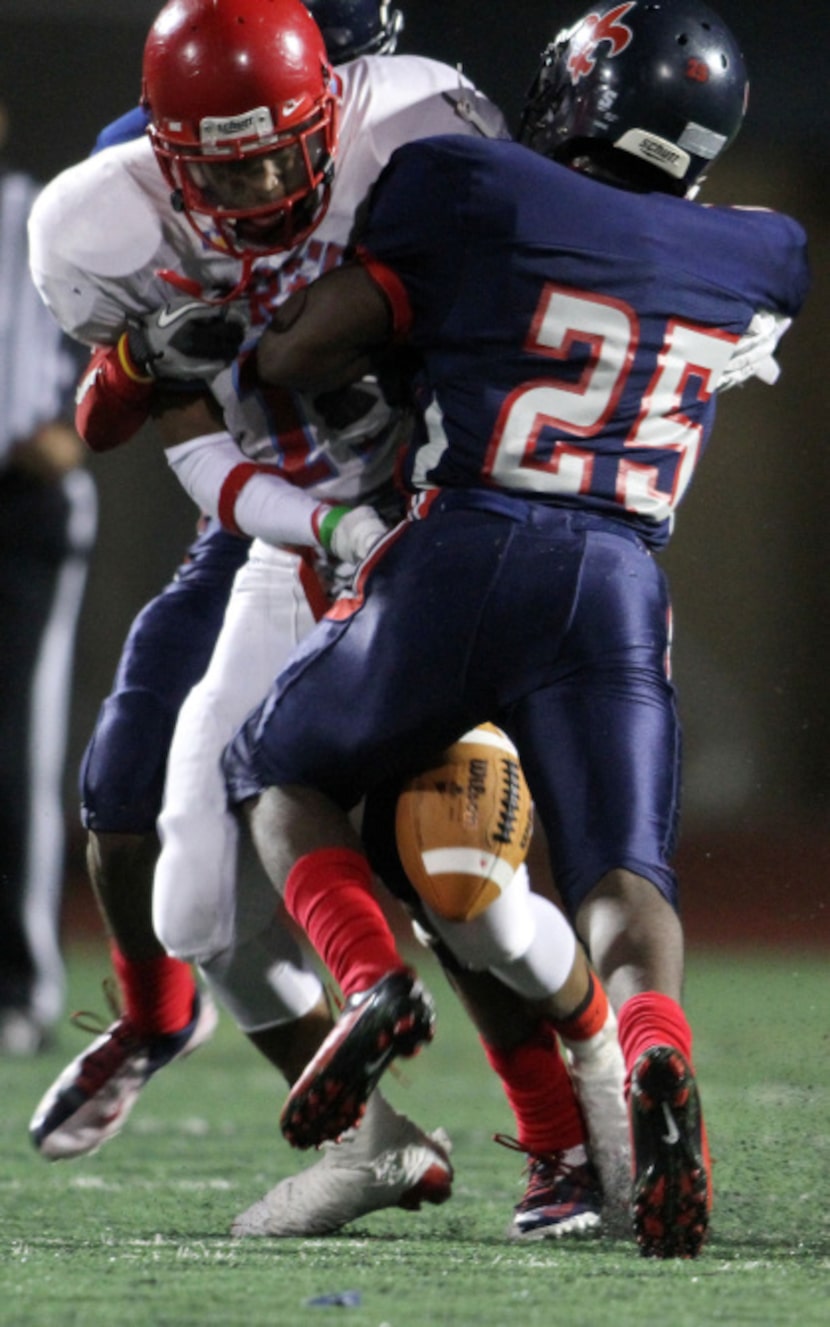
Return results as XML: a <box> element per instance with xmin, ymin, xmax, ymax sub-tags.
<box><xmin>29</xmin><ymin>56</ymin><xmax>507</xmax><ymax>507</ymax></box>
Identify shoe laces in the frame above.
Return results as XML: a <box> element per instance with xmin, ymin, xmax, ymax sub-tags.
<box><xmin>68</xmin><ymin>979</ymin><xmax>144</xmax><ymax>1092</ymax></box>
<box><xmin>69</xmin><ymin>977</ymin><xmax>124</xmax><ymax>1037</ymax></box>
<box><xmin>494</xmin><ymin>1134</ymin><xmax>595</xmax><ymax>1209</ymax></box>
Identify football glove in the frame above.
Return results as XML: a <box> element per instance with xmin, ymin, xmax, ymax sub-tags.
<box><xmin>126</xmin><ymin>298</ymin><xmax>248</xmax><ymax>383</ymax></box>
<box><xmin>301</xmin><ymin>376</ymin><xmax>401</xmax><ymax>459</ymax></box>
<box><xmin>320</xmin><ymin>504</ymin><xmax>390</xmax><ymax>565</ymax></box>
<box><xmin>718</xmin><ymin>310</ymin><xmax>792</xmax><ymax>392</ymax></box>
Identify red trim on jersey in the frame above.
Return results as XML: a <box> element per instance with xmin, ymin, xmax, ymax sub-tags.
<box><xmin>406</xmin><ymin>488</ymin><xmax>443</xmax><ymax>520</ymax></box>
<box><xmin>217</xmin><ymin>461</ymin><xmax>283</xmax><ymax>535</ymax></box>
<box><xmin>324</xmin><ymin>517</ymin><xmax>405</xmax><ymax>621</ymax></box>
<box><xmin>354</xmin><ymin>245</ymin><xmax>413</xmax><ymax>339</ymax></box>
<box><xmin>294</xmin><ymin>546</ymin><xmax>330</xmax><ymax>621</ymax></box>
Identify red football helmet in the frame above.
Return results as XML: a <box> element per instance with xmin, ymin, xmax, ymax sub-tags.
<box><xmin>142</xmin><ymin>0</ymin><xmax>341</xmax><ymax>258</ymax></box>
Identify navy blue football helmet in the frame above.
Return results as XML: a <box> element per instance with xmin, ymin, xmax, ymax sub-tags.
<box><xmin>518</xmin><ymin>0</ymin><xmax>748</xmax><ymax>194</ymax></box>
<box><xmin>305</xmin><ymin>0</ymin><xmax>404</xmax><ymax>61</ymax></box>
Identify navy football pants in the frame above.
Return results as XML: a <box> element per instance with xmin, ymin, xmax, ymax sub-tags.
<box><xmin>224</xmin><ymin>495</ymin><xmax>681</xmax><ymax>917</ymax></box>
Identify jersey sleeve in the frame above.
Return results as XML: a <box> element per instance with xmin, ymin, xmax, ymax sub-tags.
<box><xmin>27</xmin><ymin>146</ymin><xmax>166</xmax><ymax>346</ymax></box>
<box><xmin>727</xmin><ymin>207</ymin><xmax>810</xmax><ymax>318</ymax></box>
<box><xmin>164</xmin><ymin>431</ymin><xmax>330</xmax><ymax>547</ymax></box>
<box><xmin>695</xmin><ymin>202</ymin><xmax>810</xmax><ymax>323</ymax></box>
<box><xmin>357</xmin><ymin>138</ymin><xmax>472</xmax><ymax>344</ymax></box>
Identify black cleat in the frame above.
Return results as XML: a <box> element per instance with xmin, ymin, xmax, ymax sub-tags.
<box><xmin>280</xmin><ymin>970</ymin><xmax>435</xmax><ymax>1150</ymax></box>
<box><xmin>629</xmin><ymin>1045</ymin><xmax>709</xmax><ymax>1258</ymax></box>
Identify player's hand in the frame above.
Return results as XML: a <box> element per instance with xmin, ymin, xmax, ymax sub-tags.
<box><xmin>323</xmin><ymin>505</ymin><xmax>390</xmax><ymax>565</ymax></box>
<box><xmin>125</xmin><ymin>298</ymin><xmax>249</xmax><ymax>383</ymax></box>
<box><xmin>718</xmin><ymin>311</ymin><xmax>792</xmax><ymax>392</ymax></box>
<box><xmin>303</xmin><ymin>376</ymin><xmax>398</xmax><ymax>449</ymax></box>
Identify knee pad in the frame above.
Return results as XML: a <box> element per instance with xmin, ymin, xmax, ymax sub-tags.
<box><xmin>489</xmin><ymin>891</ymin><xmax>577</xmax><ymax>1000</ymax></box>
<box><xmin>422</xmin><ymin>863</ymin><xmax>537</xmax><ymax>971</ymax></box>
<box><xmin>198</xmin><ymin>915</ymin><xmax>323</xmax><ymax>1031</ymax></box>
<box><xmin>424</xmin><ymin>876</ymin><xmax>578</xmax><ymax>1002</ymax></box>
<box><xmin>80</xmin><ymin>689</ymin><xmax>177</xmax><ymax>833</ymax></box>
<box><xmin>154</xmin><ymin>819</ymin><xmax>292</xmax><ymax>972</ymax></box>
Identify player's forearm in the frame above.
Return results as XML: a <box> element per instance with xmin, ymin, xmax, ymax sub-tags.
<box><xmin>165</xmin><ymin>432</ymin><xmax>326</xmax><ymax>547</ymax></box>
<box><xmin>256</xmin><ymin>267</ymin><xmax>392</xmax><ymax>393</ymax></box>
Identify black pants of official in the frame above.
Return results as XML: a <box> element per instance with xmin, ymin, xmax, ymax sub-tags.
<box><xmin>0</xmin><ymin>463</ymin><xmax>96</xmax><ymax>1028</ymax></box>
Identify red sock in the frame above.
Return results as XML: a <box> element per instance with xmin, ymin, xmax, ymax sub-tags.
<box><xmin>551</xmin><ymin>971</ymin><xmax>609</xmax><ymax>1043</ymax></box>
<box><xmin>284</xmin><ymin>847</ymin><xmax>406</xmax><ymax>998</ymax></box>
<box><xmin>481</xmin><ymin>1025</ymin><xmax>586</xmax><ymax>1155</ymax></box>
<box><xmin>110</xmin><ymin>945</ymin><xmax>197</xmax><ymax>1038</ymax></box>
<box><xmin>616</xmin><ymin>991</ymin><xmax>693</xmax><ymax>1086</ymax></box>
<box><xmin>617</xmin><ymin>991</ymin><xmax>712</xmax><ymax>1201</ymax></box>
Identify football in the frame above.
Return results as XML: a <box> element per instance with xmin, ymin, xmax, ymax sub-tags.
<box><xmin>395</xmin><ymin>724</ymin><xmax>534</xmax><ymax>922</ymax></box>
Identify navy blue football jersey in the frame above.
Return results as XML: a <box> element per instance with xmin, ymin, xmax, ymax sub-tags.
<box><xmin>360</xmin><ymin>135</ymin><xmax>809</xmax><ymax>547</ymax></box>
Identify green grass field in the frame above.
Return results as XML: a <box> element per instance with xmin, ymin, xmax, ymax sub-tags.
<box><xmin>1</xmin><ymin>942</ymin><xmax>827</xmax><ymax>1327</ymax></box>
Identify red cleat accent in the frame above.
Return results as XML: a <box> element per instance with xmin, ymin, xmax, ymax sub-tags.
<box><xmin>629</xmin><ymin>1046</ymin><xmax>709</xmax><ymax>1258</ymax></box>
<box><xmin>281</xmin><ymin>970</ymin><xmax>435</xmax><ymax>1149</ymax></box>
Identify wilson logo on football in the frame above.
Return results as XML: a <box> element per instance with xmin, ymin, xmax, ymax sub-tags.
<box><xmin>567</xmin><ymin>2</ymin><xmax>636</xmax><ymax>83</ymax></box>
<box><xmin>395</xmin><ymin>724</ymin><xmax>534</xmax><ymax>923</ymax></box>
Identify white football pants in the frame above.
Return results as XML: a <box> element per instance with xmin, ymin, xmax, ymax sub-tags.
<box><xmin>153</xmin><ymin>540</ymin><xmax>325</xmax><ymax>1030</ymax></box>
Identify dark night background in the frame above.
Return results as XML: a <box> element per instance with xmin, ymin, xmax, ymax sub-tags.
<box><xmin>1</xmin><ymin>1</ymin><xmax>827</xmax><ymax>942</ymax></box>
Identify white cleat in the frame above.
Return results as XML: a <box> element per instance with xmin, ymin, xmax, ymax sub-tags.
<box><xmin>30</xmin><ymin>987</ymin><xmax>218</xmax><ymax>1160</ymax></box>
<box><xmin>562</xmin><ymin>1007</ymin><xmax>632</xmax><ymax>1231</ymax></box>
<box><xmin>231</xmin><ymin>1093</ymin><xmax>453</xmax><ymax>1237</ymax></box>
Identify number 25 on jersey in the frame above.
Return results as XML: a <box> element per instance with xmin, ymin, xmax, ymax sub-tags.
<box><xmin>486</xmin><ymin>284</ymin><xmax>739</xmax><ymax>524</ymax></box>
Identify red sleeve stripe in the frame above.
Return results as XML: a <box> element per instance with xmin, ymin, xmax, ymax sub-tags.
<box><xmin>354</xmin><ymin>245</ymin><xmax>413</xmax><ymax>339</ymax></box>
<box><xmin>217</xmin><ymin>461</ymin><xmax>282</xmax><ymax>535</ymax></box>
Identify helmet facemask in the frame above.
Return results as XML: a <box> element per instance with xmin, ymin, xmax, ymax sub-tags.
<box><xmin>142</xmin><ymin>0</ymin><xmax>342</xmax><ymax>260</ymax></box>
<box><xmin>517</xmin><ymin>27</ymin><xmax>575</xmax><ymax>162</ymax></box>
<box><xmin>151</xmin><ymin>96</ymin><xmax>338</xmax><ymax>259</ymax></box>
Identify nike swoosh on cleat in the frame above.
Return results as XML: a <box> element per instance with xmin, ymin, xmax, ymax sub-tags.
<box><xmin>363</xmin><ymin>1050</ymin><xmax>393</xmax><ymax>1078</ymax></box>
<box><xmin>660</xmin><ymin>1102</ymin><xmax>681</xmax><ymax>1145</ymax></box>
